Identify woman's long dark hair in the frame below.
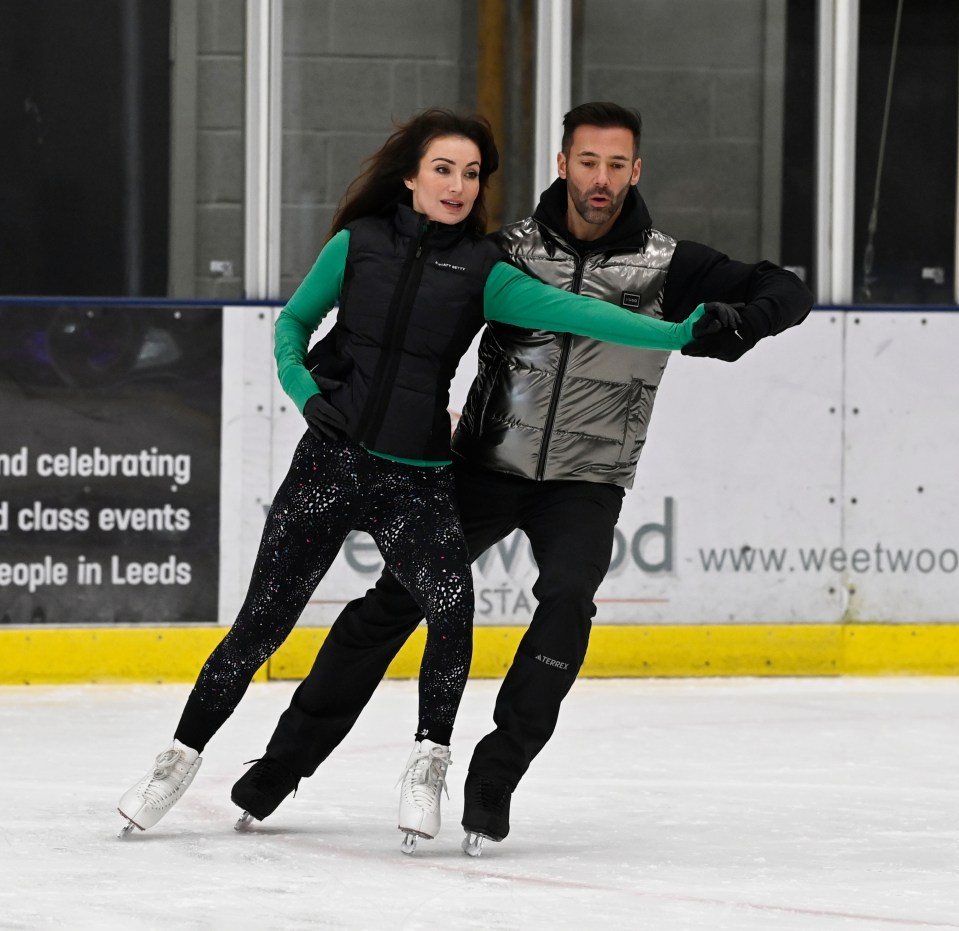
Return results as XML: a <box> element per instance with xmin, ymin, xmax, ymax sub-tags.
<box><xmin>327</xmin><ymin>108</ymin><xmax>499</xmax><ymax>241</ymax></box>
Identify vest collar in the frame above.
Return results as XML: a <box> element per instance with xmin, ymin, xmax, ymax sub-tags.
<box><xmin>533</xmin><ymin>178</ymin><xmax>653</xmax><ymax>254</ymax></box>
<box><xmin>393</xmin><ymin>203</ymin><xmax>470</xmax><ymax>249</ymax></box>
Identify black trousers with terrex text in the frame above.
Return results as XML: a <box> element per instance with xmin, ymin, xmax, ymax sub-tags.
<box><xmin>266</xmin><ymin>457</ymin><xmax>625</xmax><ymax>790</ymax></box>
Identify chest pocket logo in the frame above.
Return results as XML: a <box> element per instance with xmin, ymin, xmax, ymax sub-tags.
<box><xmin>621</xmin><ymin>291</ymin><xmax>642</xmax><ymax>308</ymax></box>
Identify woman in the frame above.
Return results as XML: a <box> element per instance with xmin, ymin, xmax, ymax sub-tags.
<box><xmin>117</xmin><ymin>109</ymin><xmax>719</xmax><ymax>847</ymax></box>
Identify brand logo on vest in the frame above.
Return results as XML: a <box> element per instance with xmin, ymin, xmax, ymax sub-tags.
<box><xmin>434</xmin><ymin>261</ymin><xmax>467</xmax><ymax>272</ymax></box>
<box><xmin>621</xmin><ymin>291</ymin><xmax>642</xmax><ymax>308</ymax></box>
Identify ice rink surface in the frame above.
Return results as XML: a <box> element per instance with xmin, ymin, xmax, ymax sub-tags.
<box><xmin>3</xmin><ymin>676</ymin><xmax>957</xmax><ymax>931</ymax></box>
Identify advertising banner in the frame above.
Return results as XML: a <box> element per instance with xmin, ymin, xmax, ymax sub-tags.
<box><xmin>0</xmin><ymin>302</ymin><xmax>221</xmax><ymax>624</ymax></box>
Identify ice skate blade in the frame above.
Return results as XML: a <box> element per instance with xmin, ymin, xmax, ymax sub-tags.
<box><xmin>234</xmin><ymin>811</ymin><xmax>256</xmax><ymax>831</ymax></box>
<box><xmin>118</xmin><ymin>820</ymin><xmax>138</xmax><ymax>839</ymax></box>
<box><xmin>400</xmin><ymin>832</ymin><xmax>419</xmax><ymax>855</ymax></box>
<box><xmin>462</xmin><ymin>831</ymin><xmax>495</xmax><ymax>857</ymax></box>
<box><xmin>462</xmin><ymin>831</ymin><xmax>484</xmax><ymax>857</ymax></box>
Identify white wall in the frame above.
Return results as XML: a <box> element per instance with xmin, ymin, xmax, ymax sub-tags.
<box><xmin>220</xmin><ymin>308</ymin><xmax>959</xmax><ymax>626</ymax></box>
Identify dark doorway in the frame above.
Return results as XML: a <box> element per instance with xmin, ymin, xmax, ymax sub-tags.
<box><xmin>855</xmin><ymin>0</ymin><xmax>958</xmax><ymax>303</ymax></box>
<box><xmin>0</xmin><ymin>0</ymin><xmax>171</xmax><ymax>296</ymax></box>
<box><xmin>780</xmin><ymin>0</ymin><xmax>817</xmax><ymax>298</ymax></box>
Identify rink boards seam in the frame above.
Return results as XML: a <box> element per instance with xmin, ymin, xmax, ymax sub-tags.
<box><xmin>2</xmin><ymin>624</ymin><xmax>958</xmax><ymax>683</ymax></box>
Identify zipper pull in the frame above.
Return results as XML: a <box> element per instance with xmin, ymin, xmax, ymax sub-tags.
<box><xmin>415</xmin><ymin>221</ymin><xmax>431</xmax><ymax>259</ymax></box>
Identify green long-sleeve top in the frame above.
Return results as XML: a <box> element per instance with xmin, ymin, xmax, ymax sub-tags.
<box><xmin>275</xmin><ymin>229</ymin><xmax>704</xmax><ymax>464</ymax></box>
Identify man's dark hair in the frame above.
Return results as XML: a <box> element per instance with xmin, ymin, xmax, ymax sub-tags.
<box><xmin>561</xmin><ymin>102</ymin><xmax>642</xmax><ymax>159</ymax></box>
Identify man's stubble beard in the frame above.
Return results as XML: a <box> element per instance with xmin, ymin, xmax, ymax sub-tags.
<box><xmin>568</xmin><ymin>180</ymin><xmax>628</xmax><ymax>227</ymax></box>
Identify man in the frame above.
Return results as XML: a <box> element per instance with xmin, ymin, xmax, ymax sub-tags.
<box><xmin>230</xmin><ymin>102</ymin><xmax>813</xmax><ymax>852</ymax></box>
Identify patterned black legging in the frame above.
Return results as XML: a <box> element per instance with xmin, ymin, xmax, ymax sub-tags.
<box><xmin>174</xmin><ymin>430</ymin><xmax>473</xmax><ymax>751</ymax></box>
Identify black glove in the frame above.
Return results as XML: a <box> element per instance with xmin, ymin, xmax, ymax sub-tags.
<box><xmin>303</xmin><ymin>392</ymin><xmax>347</xmax><ymax>441</ymax></box>
<box><xmin>691</xmin><ymin>301</ymin><xmax>743</xmax><ymax>338</ymax></box>
<box><xmin>305</xmin><ymin>328</ymin><xmax>352</xmax><ymax>380</ymax></box>
<box><xmin>312</xmin><ymin>373</ymin><xmax>346</xmax><ymax>393</ymax></box>
<box><xmin>683</xmin><ymin>302</ymin><xmax>756</xmax><ymax>362</ymax></box>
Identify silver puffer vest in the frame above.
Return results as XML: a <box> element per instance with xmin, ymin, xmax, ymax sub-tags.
<box><xmin>452</xmin><ymin>217</ymin><xmax>677</xmax><ymax>489</ymax></box>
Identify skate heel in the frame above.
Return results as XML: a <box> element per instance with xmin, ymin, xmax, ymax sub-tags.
<box><xmin>234</xmin><ymin>811</ymin><xmax>256</xmax><ymax>831</ymax></box>
<box><xmin>399</xmin><ymin>825</ymin><xmax>437</xmax><ymax>854</ymax></box>
<box><xmin>462</xmin><ymin>830</ymin><xmax>490</xmax><ymax>857</ymax></box>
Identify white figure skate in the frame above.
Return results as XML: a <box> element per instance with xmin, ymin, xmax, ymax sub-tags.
<box><xmin>117</xmin><ymin>739</ymin><xmax>202</xmax><ymax>837</ymax></box>
<box><xmin>397</xmin><ymin>739</ymin><xmax>451</xmax><ymax>854</ymax></box>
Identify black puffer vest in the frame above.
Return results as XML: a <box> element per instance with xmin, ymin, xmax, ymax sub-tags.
<box><xmin>318</xmin><ymin>205</ymin><xmax>501</xmax><ymax>461</ymax></box>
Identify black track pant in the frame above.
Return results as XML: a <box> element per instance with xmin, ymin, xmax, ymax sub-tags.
<box><xmin>174</xmin><ymin>431</ymin><xmax>473</xmax><ymax>752</ymax></box>
<box><xmin>266</xmin><ymin>459</ymin><xmax>624</xmax><ymax>788</ymax></box>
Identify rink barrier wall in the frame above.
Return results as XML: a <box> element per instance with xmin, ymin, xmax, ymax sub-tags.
<box><xmin>4</xmin><ymin>302</ymin><xmax>959</xmax><ymax>674</ymax></box>
<box><xmin>2</xmin><ymin>623</ymin><xmax>958</xmax><ymax>684</ymax></box>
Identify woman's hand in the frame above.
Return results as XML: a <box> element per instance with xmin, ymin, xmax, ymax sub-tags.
<box><xmin>304</xmin><ymin>393</ymin><xmax>347</xmax><ymax>441</ymax></box>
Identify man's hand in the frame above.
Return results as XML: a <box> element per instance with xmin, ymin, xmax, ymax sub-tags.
<box><xmin>691</xmin><ymin>302</ymin><xmax>743</xmax><ymax>338</ymax></box>
<box><xmin>304</xmin><ymin>393</ymin><xmax>347</xmax><ymax>441</ymax></box>
<box><xmin>683</xmin><ymin>302</ymin><xmax>756</xmax><ymax>362</ymax></box>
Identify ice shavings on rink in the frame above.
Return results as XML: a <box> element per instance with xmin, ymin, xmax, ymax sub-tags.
<box><xmin>2</xmin><ymin>677</ymin><xmax>957</xmax><ymax>930</ymax></box>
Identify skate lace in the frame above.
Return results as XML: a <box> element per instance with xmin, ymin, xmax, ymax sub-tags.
<box><xmin>141</xmin><ymin>748</ymin><xmax>188</xmax><ymax>805</ymax></box>
<box><xmin>241</xmin><ymin>757</ymin><xmax>299</xmax><ymax>798</ymax></box>
<box><xmin>151</xmin><ymin>747</ymin><xmax>181</xmax><ymax>779</ymax></box>
<box><xmin>397</xmin><ymin>747</ymin><xmax>451</xmax><ymax>803</ymax></box>
<box><xmin>472</xmin><ymin>777</ymin><xmax>510</xmax><ymax>814</ymax></box>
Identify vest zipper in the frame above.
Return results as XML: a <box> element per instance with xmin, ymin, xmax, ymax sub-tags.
<box><xmin>535</xmin><ymin>256</ymin><xmax>584</xmax><ymax>480</ymax></box>
<box><xmin>357</xmin><ymin>222</ymin><xmax>432</xmax><ymax>448</ymax></box>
